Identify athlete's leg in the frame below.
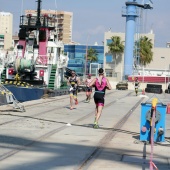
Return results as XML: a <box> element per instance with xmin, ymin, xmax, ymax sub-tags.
<box><xmin>93</xmin><ymin>94</ymin><xmax>98</xmax><ymax>124</ymax></box>
<box><xmin>85</xmin><ymin>91</ymin><xmax>89</xmax><ymax>102</ymax></box>
<box><xmin>94</xmin><ymin>104</ymin><xmax>98</xmax><ymax>122</ymax></box>
<box><xmin>93</xmin><ymin>105</ymin><xmax>103</xmax><ymax>128</ymax></box>
<box><xmin>93</xmin><ymin>104</ymin><xmax>99</xmax><ymax>128</ymax></box>
<box><xmin>88</xmin><ymin>91</ymin><xmax>92</xmax><ymax>102</ymax></box>
<box><xmin>93</xmin><ymin>92</ymin><xmax>105</xmax><ymax>128</ymax></box>
<box><xmin>95</xmin><ymin>105</ymin><xmax>104</xmax><ymax>123</ymax></box>
<box><xmin>70</xmin><ymin>93</ymin><xmax>74</xmax><ymax>109</ymax></box>
<box><xmin>135</xmin><ymin>88</ymin><xmax>138</xmax><ymax>96</ymax></box>
<box><xmin>74</xmin><ymin>90</ymin><xmax>78</xmax><ymax>105</ymax></box>
<box><xmin>86</xmin><ymin>91</ymin><xmax>89</xmax><ymax>101</ymax></box>
<box><xmin>86</xmin><ymin>91</ymin><xmax>90</xmax><ymax>102</ymax></box>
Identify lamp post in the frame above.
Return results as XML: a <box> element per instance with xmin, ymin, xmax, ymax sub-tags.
<box><xmin>21</xmin><ymin>0</ymin><xmax>24</xmax><ymax>15</ymax></box>
<box><xmin>85</xmin><ymin>47</ymin><xmax>88</xmax><ymax>76</ymax></box>
<box><xmin>161</xmin><ymin>56</ymin><xmax>166</xmax><ymax>86</ymax></box>
<box><xmin>76</xmin><ymin>59</ymin><xmax>84</xmax><ymax>76</ymax></box>
<box><xmin>85</xmin><ymin>35</ymin><xmax>89</xmax><ymax>78</ymax></box>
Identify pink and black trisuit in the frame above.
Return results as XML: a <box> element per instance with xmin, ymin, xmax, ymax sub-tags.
<box><xmin>94</xmin><ymin>77</ymin><xmax>107</xmax><ymax>106</ymax></box>
<box><xmin>86</xmin><ymin>78</ymin><xmax>92</xmax><ymax>92</ymax></box>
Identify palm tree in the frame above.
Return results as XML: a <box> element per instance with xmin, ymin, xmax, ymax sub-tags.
<box><xmin>107</xmin><ymin>36</ymin><xmax>124</xmax><ymax>72</ymax></box>
<box><xmin>84</xmin><ymin>47</ymin><xmax>98</xmax><ymax>75</ymax></box>
<box><xmin>138</xmin><ymin>36</ymin><xmax>153</xmax><ymax>66</ymax></box>
<box><xmin>86</xmin><ymin>47</ymin><xmax>98</xmax><ymax>63</ymax></box>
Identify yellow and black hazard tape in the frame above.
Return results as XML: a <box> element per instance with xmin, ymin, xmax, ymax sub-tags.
<box><xmin>1</xmin><ymin>80</ymin><xmax>34</xmax><ymax>88</ymax></box>
<box><xmin>0</xmin><ymin>90</ymin><xmax>12</xmax><ymax>95</ymax></box>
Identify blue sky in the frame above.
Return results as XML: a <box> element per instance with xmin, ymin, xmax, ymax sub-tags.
<box><xmin>0</xmin><ymin>0</ymin><xmax>170</xmax><ymax>47</ymax></box>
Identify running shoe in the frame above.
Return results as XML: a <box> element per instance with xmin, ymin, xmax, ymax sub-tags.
<box><xmin>70</xmin><ymin>106</ymin><xmax>73</xmax><ymax>110</ymax></box>
<box><xmin>93</xmin><ymin>121</ymin><xmax>99</xmax><ymax>129</ymax></box>
<box><xmin>93</xmin><ymin>124</ymin><xmax>99</xmax><ymax>129</ymax></box>
<box><xmin>84</xmin><ymin>100</ymin><xmax>88</xmax><ymax>103</ymax></box>
<box><xmin>75</xmin><ymin>99</ymin><xmax>78</xmax><ymax>105</ymax></box>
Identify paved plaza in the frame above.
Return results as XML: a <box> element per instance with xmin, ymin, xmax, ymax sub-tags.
<box><xmin>0</xmin><ymin>90</ymin><xmax>170</xmax><ymax>170</ymax></box>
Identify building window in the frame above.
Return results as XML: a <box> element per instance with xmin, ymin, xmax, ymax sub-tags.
<box><xmin>106</xmin><ymin>54</ymin><xmax>112</xmax><ymax>63</ymax></box>
<box><xmin>69</xmin><ymin>53</ymin><xmax>75</xmax><ymax>59</ymax></box>
<box><xmin>106</xmin><ymin>39</ymin><xmax>112</xmax><ymax>45</ymax></box>
<box><xmin>113</xmin><ymin>72</ymin><xmax>117</xmax><ymax>78</ymax></box>
<box><xmin>0</xmin><ymin>35</ymin><xmax>4</xmax><ymax>39</ymax></box>
<box><xmin>105</xmin><ymin>69</ymin><xmax>113</xmax><ymax>77</ymax></box>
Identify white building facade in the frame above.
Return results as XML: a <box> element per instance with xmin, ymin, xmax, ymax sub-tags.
<box><xmin>0</xmin><ymin>12</ymin><xmax>13</xmax><ymax>50</ymax></box>
<box><xmin>104</xmin><ymin>31</ymin><xmax>170</xmax><ymax>81</ymax></box>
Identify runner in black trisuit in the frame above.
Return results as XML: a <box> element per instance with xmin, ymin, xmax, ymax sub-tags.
<box><xmin>67</xmin><ymin>71</ymin><xmax>80</xmax><ymax>110</ymax></box>
<box><xmin>85</xmin><ymin>74</ymin><xmax>93</xmax><ymax>103</ymax></box>
<box><xmin>134</xmin><ymin>77</ymin><xmax>140</xmax><ymax>96</ymax></box>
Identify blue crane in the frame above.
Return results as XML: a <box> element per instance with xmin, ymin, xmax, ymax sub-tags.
<box><xmin>122</xmin><ymin>0</ymin><xmax>153</xmax><ymax>79</ymax></box>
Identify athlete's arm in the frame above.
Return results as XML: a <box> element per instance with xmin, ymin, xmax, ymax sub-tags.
<box><xmin>67</xmin><ymin>77</ymin><xmax>70</xmax><ymax>86</ymax></box>
<box><xmin>106</xmin><ymin>78</ymin><xmax>112</xmax><ymax>90</ymax></box>
<box><xmin>138</xmin><ymin>81</ymin><xmax>140</xmax><ymax>87</ymax></box>
<box><xmin>85</xmin><ymin>79</ymin><xmax>88</xmax><ymax>86</ymax></box>
<box><xmin>77</xmin><ymin>77</ymin><xmax>81</xmax><ymax>86</ymax></box>
<box><xmin>88</xmin><ymin>78</ymin><xmax>96</xmax><ymax>87</ymax></box>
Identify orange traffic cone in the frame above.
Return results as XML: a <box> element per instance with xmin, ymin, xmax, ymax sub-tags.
<box><xmin>142</xmin><ymin>89</ymin><xmax>145</xmax><ymax>95</ymax></box>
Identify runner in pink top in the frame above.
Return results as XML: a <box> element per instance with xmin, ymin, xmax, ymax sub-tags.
<box><xmin>88</xmin><ymin>68</ymin><xmax>112</xmax><ymax>128</ymax></box>
<box><xmin>85</xmin><ymin>74</ymin><xmax>93</xmax><ymax>103</ymax></box>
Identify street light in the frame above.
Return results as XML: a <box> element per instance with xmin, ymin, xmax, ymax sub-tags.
<box><xmin>161</xmin><ymin>56</ymin><xmax>166</xmax><ymax>86</ymax></box>
<box><xmin>85</xmin><ymin>35</ymin><xmax>89</xmax><ymax>77</ymax></box>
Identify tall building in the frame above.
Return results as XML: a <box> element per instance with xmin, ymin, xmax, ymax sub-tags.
<box><xmin>25</xmin><ymin>10</ymin><xmax>73</xmax><ymax>44</ymax></box>
<box><xmin>0</xmin><ymin>12</ymin><xmax>13</xmax><ymax>50</ymax></box>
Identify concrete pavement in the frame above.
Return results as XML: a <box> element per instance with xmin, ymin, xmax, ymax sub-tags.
<box><xmin>0</xmin><ymin>90</ymin><xmax>169</xmax><ymax>170</ymax></box>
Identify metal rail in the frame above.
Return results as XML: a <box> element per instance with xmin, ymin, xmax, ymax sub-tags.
<box><xmin>0</xmin><ymin>90</ymin><xmax>117</xmax><ymax>126</ymax></box>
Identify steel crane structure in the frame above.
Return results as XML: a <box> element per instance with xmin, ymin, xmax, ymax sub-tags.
<box><xmin>122</xmin><ymin>0</ymin><xmax>153</xmax><ymax>79</ymax></box>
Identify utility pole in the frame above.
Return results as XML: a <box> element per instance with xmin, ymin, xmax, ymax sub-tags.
<box><xmin>36</xmin><ymin>0</ymin><xmax>42</xmax><ymax>26</ymax></box>
<box><xmin>85</xmin><ymin>35</ymin><xmax>89</xmax><ymax>77</ymax></box>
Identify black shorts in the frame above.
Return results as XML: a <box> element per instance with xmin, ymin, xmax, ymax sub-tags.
<box><xmin>94</xmin><ymin>92</ymin><xmax>105</xmax><ymax>106</ymax></box>
<box><xmin>86</xmin><ymin>87</ymin><xmax>92</xmax><ymax>92</ymax></box>
<box><xmin>69</xmin><ymin>87</ymin><xmax>78</xmax><ymax>97</ymax></box>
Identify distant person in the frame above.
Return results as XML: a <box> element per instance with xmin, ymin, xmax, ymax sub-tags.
<box><xmin>88</xmin><ymin>68</ymin><xmax>112</xmax><ymax>128</ymax></box>
<box><xmin>85</xmin><ymin>74</ymin><xmax>93</xmax><ymax>103</ymax></box>
<box><xmin>168</xmin><ymin>83</ymin><xmax>170</xmax><ymax>90</ymax></box>
<box><xmin>134</xmin><ymin>77</ymin><xmax>140</xmax><ymax>96</ymax></box>
<box><xmin>67</xmin><ymin>70</ymin><xmax>80</xmax><ymax>110</ymax></box>
<box><xmin>168</xmin><ymin>82</ymin><xmax>170</xmax><ymax>93</ymax></box>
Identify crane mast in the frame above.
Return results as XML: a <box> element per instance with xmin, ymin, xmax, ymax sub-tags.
<box><xmin>122</xmin><ymin>0</ymin><xmax>153</xmax><ymax>79</ymax></box>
